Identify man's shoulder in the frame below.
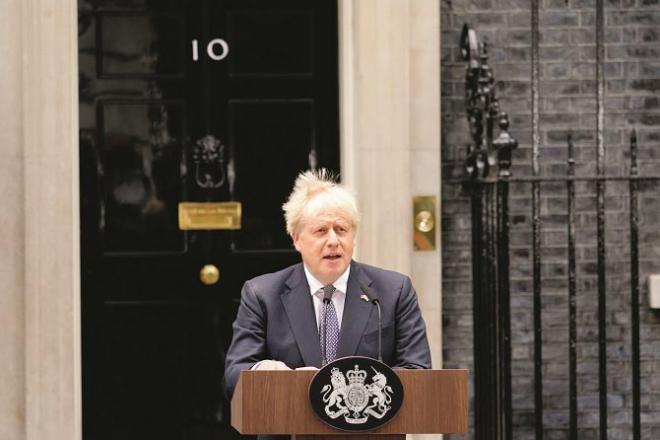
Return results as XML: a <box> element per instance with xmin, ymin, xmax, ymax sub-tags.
<box><xmin>353</xmin><ymin>261</ymin><xmax>410</xmax><ymax>284</ymax></box>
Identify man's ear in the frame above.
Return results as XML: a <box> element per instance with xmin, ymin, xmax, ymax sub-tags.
<box><xmin>292</xmin><ymin>233</ymin><xmax>301</xmax><ymax>252</ymax></box>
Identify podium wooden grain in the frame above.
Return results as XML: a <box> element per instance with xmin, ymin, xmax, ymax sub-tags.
<box><xmin>231</xmin><ymin>369</ymin><xmax>468</xmax><ymax>438</ymax></box>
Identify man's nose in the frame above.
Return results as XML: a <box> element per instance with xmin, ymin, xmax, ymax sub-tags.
<box><xmin>326</xmin><ymin>228</ymin><xmax>339</xmax><ymax>245</ymax></box>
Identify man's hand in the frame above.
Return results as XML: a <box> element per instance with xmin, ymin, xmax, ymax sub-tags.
<box><xmin>253</xmin><ymin>360</ymin><xmax>291</xmax><ymax>371</ymax></box>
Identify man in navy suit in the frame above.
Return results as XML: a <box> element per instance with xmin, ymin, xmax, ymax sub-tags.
<box><xmin>225</xmin><ymin>169</ymin><xmax>431</xmax><ymax>398</ymax></box>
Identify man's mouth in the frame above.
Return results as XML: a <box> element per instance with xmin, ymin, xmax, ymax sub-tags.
<box><xmin>323</xmin><ymin>254</ymin><xmax>342</xmax><ymax>260</ymax></box>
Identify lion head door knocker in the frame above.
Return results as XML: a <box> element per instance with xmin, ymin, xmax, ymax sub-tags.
<box><xmin>192</xmin><ymin>135</ymin><xmax>226</xmax><ymax>189</ymax></box>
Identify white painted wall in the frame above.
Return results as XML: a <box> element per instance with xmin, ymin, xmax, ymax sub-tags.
<box><xmin>339</xmin><ymin>0</ymin><xmax>442</xmax><ymax>369</ymax></box>
<box><xmin>1</xmin><ymin>1</ymin><xmax>81</xmax><ymax>440</ymax></box>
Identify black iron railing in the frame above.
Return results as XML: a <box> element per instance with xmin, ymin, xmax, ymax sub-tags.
<box><xmin>452</xmin><ymin>8</ymin><xmax>656</xmax><ymax>440</ymax></box>
<box><xmin>459</xmin><ymin>22</ymin><xmax>517</xmax><ymax>440</ymax></box>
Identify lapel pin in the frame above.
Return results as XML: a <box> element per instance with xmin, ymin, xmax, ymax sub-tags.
<box><xmin>360</xmin><ymin>294</ymin><xmax>370</xmax><ymax>302</ymax></box>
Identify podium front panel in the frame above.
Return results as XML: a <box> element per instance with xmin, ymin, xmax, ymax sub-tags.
<box><xmin>231</xmin><ymin>369</ymin><xmax>468</xmax><ymax>435</ymax></box>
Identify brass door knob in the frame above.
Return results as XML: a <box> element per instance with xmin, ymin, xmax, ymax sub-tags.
<box><xmin>200</xmin><ymin>264</ymin><xmax>220</xmax><ymax>285</ymax></box>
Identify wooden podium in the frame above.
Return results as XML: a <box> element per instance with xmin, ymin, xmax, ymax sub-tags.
<box><xmin>231</xmin><ymin>369</ymin><xmax>468</xmax><ymax>440</ymax></box>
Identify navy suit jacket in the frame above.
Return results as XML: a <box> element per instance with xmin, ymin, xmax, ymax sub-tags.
<box><xmin>224</xmin><ymin>260</ymin><xmax>431</xmax><ymax>397</ymax></box>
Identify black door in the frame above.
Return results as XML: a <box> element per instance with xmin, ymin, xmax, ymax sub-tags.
<box><xmin>78</xmin><ymin>1</ymin><xmax>339</xmax><ymax>438</ymax></box>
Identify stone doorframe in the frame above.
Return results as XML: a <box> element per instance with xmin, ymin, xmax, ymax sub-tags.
<box><xmin>2</xmin><ymin>1</ymin><xmax>81</xmax><ymax>439</ymax></box>
<box><xmin>0</xmin><ymin>1</ymin><xmax>439</xmax><ymax>439</ymax></box>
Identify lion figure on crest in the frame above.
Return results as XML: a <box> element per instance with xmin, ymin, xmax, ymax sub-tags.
<box><xmin>321</xmin><ymin>368</ymin><xmax>350</xmax><ymax>419</ymax></box>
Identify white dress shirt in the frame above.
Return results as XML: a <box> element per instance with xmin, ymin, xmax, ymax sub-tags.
<box><xmin>303</xmin><ymin>264</ymin><xmax>350</xmax><ymax>330</ymax></box>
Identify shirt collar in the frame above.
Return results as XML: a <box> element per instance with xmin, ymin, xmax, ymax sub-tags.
<box><xmin>303</xmin><ymin>264</ymin><xmax>351</xmax><ymax>296</ymax></box>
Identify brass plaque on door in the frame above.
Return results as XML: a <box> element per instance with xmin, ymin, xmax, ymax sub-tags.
<box><xmin>178</xmin><ymin>202</ymin><xmax>241</xmax><ymax>230</ymax></box>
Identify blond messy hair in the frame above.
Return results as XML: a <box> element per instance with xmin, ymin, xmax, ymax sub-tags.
<box><xmin>282</xmin><ymin>169</ymin><xmax>359</xmax><ymax>236</ymax></box>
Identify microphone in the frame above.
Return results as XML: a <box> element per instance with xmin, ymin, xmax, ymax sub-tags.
<box><xmin>321</xmin><ymin>287</ymin><xmax>333</xmax><ymax>366</ymax></box>
<box><xmin>360</xmin><ymin>284</ymin><xmax>383</xmax><ymax>362</ymax></box>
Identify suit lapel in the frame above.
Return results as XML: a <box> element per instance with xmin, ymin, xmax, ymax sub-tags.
<box><xmin>281</xmin><ymin>264</ymin><xmax>322</xmax><ymax>367</ymax></box>
<box><xmin>336</xmin><ymin>261</ymin><xmax>374</xmax><ymax>358</ymax></box>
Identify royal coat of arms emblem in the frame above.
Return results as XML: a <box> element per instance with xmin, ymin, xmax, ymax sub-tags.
<box><xmin>309</xmin><ymin>356</ymin><xmax>404</xmax><ymax>431</ymax></box>
<box><xmin>322</xmin><ymin>365</ymin><xmax>393</xmax><ymax>423</ymax></box>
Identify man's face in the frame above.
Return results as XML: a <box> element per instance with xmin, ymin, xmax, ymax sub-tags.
<box><xmin>292</xmin><ymin>210</ymin><xmax>356</xmax><ymax>285</ymax></box>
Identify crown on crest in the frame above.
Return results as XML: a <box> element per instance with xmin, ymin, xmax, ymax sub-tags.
<box><xmin>346</xmin><ymin>365</ymin><xmax>367</xmax><ymax>385</ymax></box>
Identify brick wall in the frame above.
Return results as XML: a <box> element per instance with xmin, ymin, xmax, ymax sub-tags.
<box><xmin>441</xmin><ymin>1</ymin><xmax>660</xmax><ymax>439</ymax></box>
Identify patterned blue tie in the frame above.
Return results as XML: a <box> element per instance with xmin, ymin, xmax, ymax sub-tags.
<box><xmin>320</xmin><ymin>284</ymin><xmax>339</xmax><ymax>363</ymax></box>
